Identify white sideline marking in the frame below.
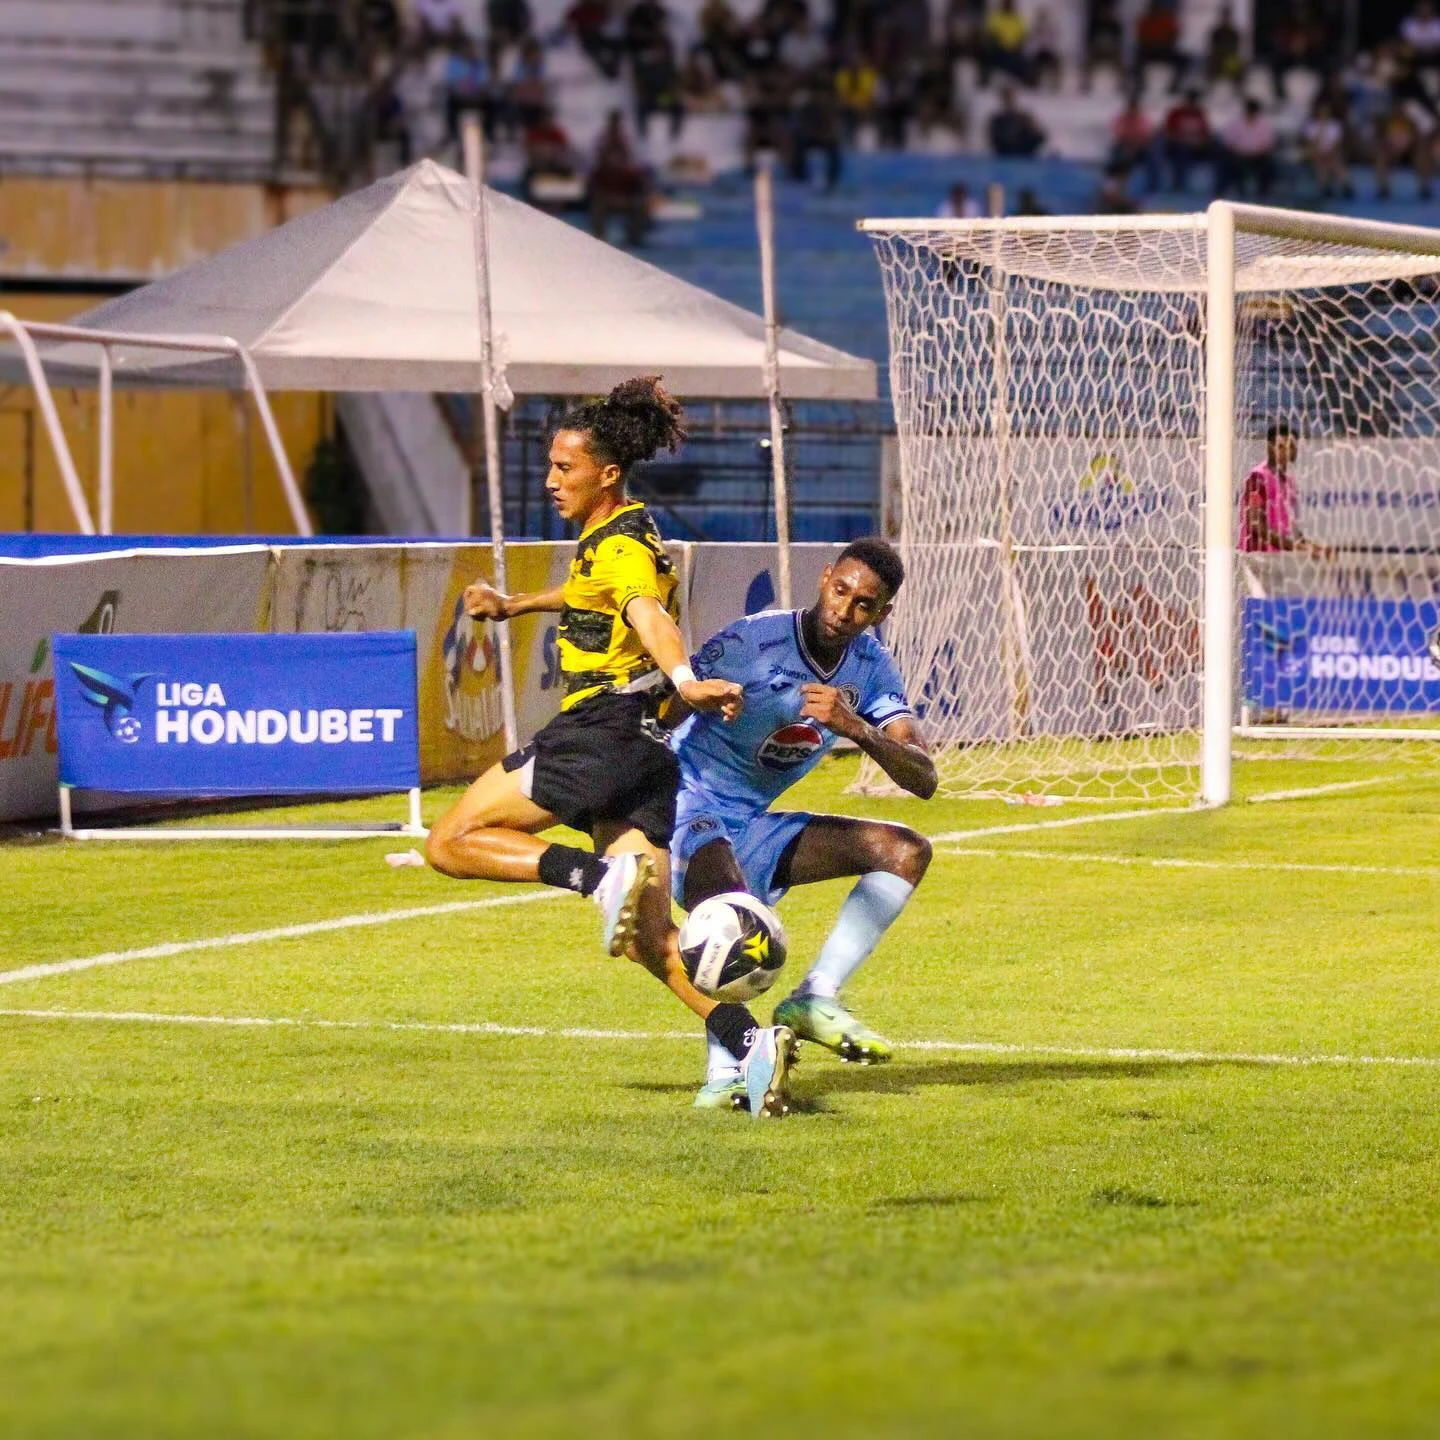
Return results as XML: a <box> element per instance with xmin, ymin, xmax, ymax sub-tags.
<box><xmin>930</xmin><ymin>806</ymin><xmax>1192</xmax><ymax>844</ymax></box>
<box><xmin>2</xmin><ymin>1006</ymin><xmax>1439</xmax><ymax>1069</ymax></box>
<box><xmin>0</xmin><ymin>890</ymin><xmax>565</xmax><ymax>988</ymax></box>
<box><xmin>938</xmin><ymin>847</ymin><xmax>1440</xmax><ymax>879</ymax></box>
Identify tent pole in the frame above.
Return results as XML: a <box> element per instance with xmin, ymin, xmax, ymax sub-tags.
<box><xmin>754</xmin><ymin>155</ymin><xmax>792</xmax><ymax>608</ymax></box>
<box><xmin>463</xmin><ymin>114</ymin><xmax>519</xmax><ymax>752</ymax></box>
<box><xmin>236</xmin><ymin>346</ymin><xmax>313</xmax><ymax>536</ymax></box>
<box><xmin>0</xmin><ymin>312</ymin><xmax>95</xmax><ymax>535</ymax></box>
<box><xmin>98</xmin><ymin>345</ymin><xmax>114</xmax><ymax>534</ymax></box>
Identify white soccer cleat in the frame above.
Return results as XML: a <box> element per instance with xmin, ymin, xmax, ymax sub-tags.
<box><xmin>740</xmin><ymin>1025</ymin><xmax>797</xmax><ymax>1120</ymax></box>
<box><xmin>592</xmin><ymin>851</ymin><xmax>655</xmax><ymax>957</ymax></box>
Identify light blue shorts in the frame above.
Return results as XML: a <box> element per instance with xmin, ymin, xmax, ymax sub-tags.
<box><xmin>671</xmin><ymin>788</ymin><xmax>813</xmax><ymax>908</ymax></box>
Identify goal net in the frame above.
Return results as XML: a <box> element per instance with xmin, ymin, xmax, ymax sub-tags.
<box><xmin>860</xmin><ymin>206</ymin><xmax>1440</xmax><ymax>804</ymax></box>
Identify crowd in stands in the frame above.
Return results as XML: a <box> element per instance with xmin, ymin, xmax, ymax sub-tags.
<box><xmin>257</xmin><ymin>1</ymin><xmax>1440</xmax><ymax>236</ymax></box>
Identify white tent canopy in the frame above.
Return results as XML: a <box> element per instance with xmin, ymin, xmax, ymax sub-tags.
<box><xmin>3</xmin><ymin>159</ymin><xmax>876</xmax><ymax>401</ymax></box>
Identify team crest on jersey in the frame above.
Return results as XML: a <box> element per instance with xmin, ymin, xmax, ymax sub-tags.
<box><xmin>838</xmin><ymin>684</ymin><xmax>861</xmax><ymax>709</ymax></box>
<box><xmin>757</xmin><ymin>721</ymin><xmax>826</xmax><ymax>770</ymax></box>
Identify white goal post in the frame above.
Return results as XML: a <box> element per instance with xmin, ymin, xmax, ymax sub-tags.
<box><xmin>858</xmin><ymin>202</ymin><xmax>1440</xmax><ymax>806</ymax></box>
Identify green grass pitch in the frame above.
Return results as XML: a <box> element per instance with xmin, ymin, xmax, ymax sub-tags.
<box><xmin>2</xmin><ymin>756</ymin><xmax>1439</xmax><ymax>1438</ymax></box>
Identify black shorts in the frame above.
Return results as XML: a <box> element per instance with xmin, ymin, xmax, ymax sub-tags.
<box><xmin>502</xmin><ymin>692</ymin><xmax>680</xmax><ymax>847</ymax></box>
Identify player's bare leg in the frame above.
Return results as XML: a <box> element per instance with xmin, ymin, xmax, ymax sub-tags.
<box><xmin>427</xmin><ymin>766</ymin><xmax>651</xmax><ymax>956</ymax></box>
<box><xmin>424</xmin><ymin>761</ymin><xmax>554</xmax><ymax>881</ymax></box>
<box><xmin>771</xmin><ymin>816</ymin><xmax>931</xmax><ymax>1064</ymax></box>
<box><xmin>597</xmin><ymin>823</ymin><xmax>795</xmax><ymax>1118</ymax></box>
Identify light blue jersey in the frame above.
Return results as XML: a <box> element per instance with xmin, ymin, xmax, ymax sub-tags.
<box><xmin>670</xmin><ymin>609</ymin><xmax>913</xmax><ymax>903</ymax></box>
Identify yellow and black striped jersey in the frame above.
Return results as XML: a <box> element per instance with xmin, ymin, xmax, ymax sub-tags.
<box><xmin>557</xmin><ymin>502</ymin><xmax>679</xmax><ymax>712</ymax></box>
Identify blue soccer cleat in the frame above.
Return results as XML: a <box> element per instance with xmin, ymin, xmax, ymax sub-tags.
<box><xmin>739</xmin><ymin>1025</ymin><xmax>797</xmax><ymax>1119</ymax></box>
<box><xmin>592</xmin><ymin>851</ymin><xmax>654</xmax><ymax>957</ymax></box>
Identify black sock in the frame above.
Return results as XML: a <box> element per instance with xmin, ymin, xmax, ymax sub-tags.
<box><xmin>706</xmin><ymin>1002</ymin><xmax>760</xmax><ymax>1061</ymax></box>
<box><xmin>537</xmin><ymin>843</ymin><xmax>610</xmax><ymax>896</ymax></box>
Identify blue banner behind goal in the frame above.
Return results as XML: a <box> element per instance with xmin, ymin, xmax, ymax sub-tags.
<box><xmin>1242</xmin><ymin>598</ymin><xmax>1440</xmax><ymax>714</ymax></box>
<box><xmin>52</xmin><ymin>632</ymin><xmax>420</xmax><ymax>796</ymax></box>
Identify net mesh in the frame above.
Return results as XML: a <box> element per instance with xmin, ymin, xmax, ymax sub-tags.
<box><xmin>863</xmin><ymin>216</ymin><xmax>1440</xmax><ymax>802</ymax></box>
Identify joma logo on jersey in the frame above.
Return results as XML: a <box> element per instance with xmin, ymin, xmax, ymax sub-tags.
<box><xmin>757</xmin><ymin>722</ymin><xmax>825</xmax><ymax>770</ymax></box>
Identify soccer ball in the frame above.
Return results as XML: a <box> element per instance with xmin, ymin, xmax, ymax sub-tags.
<box><xmin>679</xmin><ymin>892</ymin><xmax>788</xmax><ymax>1003</ymax></box>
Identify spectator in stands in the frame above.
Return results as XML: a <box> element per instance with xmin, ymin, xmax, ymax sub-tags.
<box><xmin>988</xmin><ymin>86</ymin><xmax>1046</xmax><ymax>157</ymax></box>
<box><xmin>488</xmin><ymin>0</ymin><xmax>534</xmax><ymax>59</ymax></box>
<box><xmin>1084</xmin><ymin>0</ymin><xmax>1126</xmax><ymax>92</ymax></box>
<box><xmin>915</xmin><ymin>53</ymin><xmax>968</xmax><ymax>144</ymax></box>
<box><xmin>876</xmin><ymin>59</ymin><xmax>920</xmax><ymax>149</ymax></box>
<box><xmin>790</xmin><ymin>66</ymin><xmax>844</xmax><ymax>189</ymax></box>
<box><xmin>632</xmin><ymin>13</ymin><xmax>684</xmax><ymax>138</ymax></box>
<box><xmin>415</xmin><ymin>0</ymin><xmax>467</xmax><ymax>50</ymax></box>
<box><xmin>937</xmin><ymin>181</ymin><xmax>982</xmax><ymax>218</ymax></box>
<box><xmin>1204</xmin><ymin>4</ymin><xmax>1245</xmax><ymax>88</ymax></box>
<box><xmin>443</xmin><ymin>33</ymin><xmax>496</xmax><ymax>141</ymax></box>
<box><xmin>835</xmin><ymin>45</ymin><xmax>880</xmax><ymax>143</ymax></box>
<box><xmin>505</xmin><ymin>35</ymin><xmax>552</xmax><ymax>134</ymax></box>
<box><xmin>1401</xmin><ymin>1</ymin><xmax>1440</xmax><ymax>80</ymax></box>
<box><xmin>1110</xmin><ymin>91</ymin><xmax>1160</xmax><ymax>190</ymax></box>
<box><xmin>1015</xmin><ymin>185</ymin><xmax>1049</xmax><ymax>215</ymax></box>
<box><xmin>566</xmin><ymin>0</ymin><xmax>624</xmax><ymax>80</ymax></box>
<box><xmin>1343</xmin><ymin>49</ymin><xmax>1391</xmax><ymax>138</ymax></box>
<box><xmin>1163</xmin><ymin>88</ymin><xmax>1213</xmax><ymax>190</ymax></box>
<box><xmin>779</xmin><ymin>11</ymin><xmax>830</xmax><ymax>77</ymax></box>
<box><xmin>590</xmin><ymin>109</ymin><xmax>652</xmax><ymax>245</ymax></box>
<box><xmin>698</xmin><ymin>0</ymin><xmax>747</xmax><ymax>81</ymax></box>
<box><xmin>1094</xmin><ymin>165</ymin><xmax>1141</xmax><ymax>215</ymax></box>
<box><xmin>1217</xmin><ymin>97</ymin><xmax>1277</xmax><ymax>197</ymax></box>
<box><xmin>522</xmin><ymin>105</ymin><xmax>581</xmax><ymax>206</ymax></box>
<box><xmin>744</xmin><ymin>63</ymin><xmax>794</xmax><ymax>164</ymax></box>
<box><xmin>1268</xmin><ymin>1</ymin><xmax>1327</xmax><ymax>103</ymax></box>
<box><xmin>363</xmin><ymin>0</ymin><xmax>403</xmax><ymax>51</ymax></box>
<box><xmin>1303</xmin><ymin>99</ymin><xmax>1353</xmax><ymax>199</ymax></box>
<box><xmin>980</xmin><ymin>0</ymin><xmax>1031</xmax><ymax>88</ymax></box>
<box><xmin>677</xmin><ymin>49</ymin><xmax>726</xmax><ymax>114</ymax></box>
<box><xmin>943</xmin><ymin>0</ymin><xmax>986</xmax><ymax>66</ymax></box>
<box><xmin>1028</xmin><ymin>8</ymin><xmax>1063</xmax><ymax>91</ymax></box>
<box><xmin>1135</xmin><ymin>0</ymin><xmax>1186</xmax><ymax>94</ymax></box>
<box><xmin>1374</xmin><ymin>92</ymin><xmax>1437</xmax><ymax>200</ymax></box>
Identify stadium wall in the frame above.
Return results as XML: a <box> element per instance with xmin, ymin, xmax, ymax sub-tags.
<box><xmin>0</xmin><ymin>539</ymin><xmax>838</xmax><ymax>823</ymax></box>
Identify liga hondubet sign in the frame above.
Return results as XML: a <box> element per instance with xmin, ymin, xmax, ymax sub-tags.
<box><xmin>1242</xmin><ymin>598</ymin><xmax>1440</xmax><ymax>713</ymax></box>
<box><xmin>53</xmin><ymin>632</ymin><xmax>419</xmax><ymax>795</ymax></box>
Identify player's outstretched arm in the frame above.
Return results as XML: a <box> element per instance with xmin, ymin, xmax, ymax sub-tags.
<box><xmin>800</xmin><ymin>684</ymin><xmax>937</xmax><ymax>799</ymax></box>
<box><xmin>626</xmin><ymin>596</ymin><xmax>743</xmax><ymax>721</ymax></box>
<box><xmin>463</xmin><ymin>580</ymin><xmax>567</xmax><ymax>620</ymax></box>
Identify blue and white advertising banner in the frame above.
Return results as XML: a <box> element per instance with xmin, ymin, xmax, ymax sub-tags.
<box><xmin>1242</xmin><ymin>598</ymin><xmax>1440</xmax><ymax>713</ymax></box>
<box><xmin>53</xmin><ymin>632</ymin><xmax>420</xmax><ymax>795</ymax></box>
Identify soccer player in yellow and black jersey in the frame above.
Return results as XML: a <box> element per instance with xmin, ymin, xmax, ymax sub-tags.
<box><xmin>426</xmin><ymin>377</ymin><xmax>797</xmax><ymax>1117</ymax></box>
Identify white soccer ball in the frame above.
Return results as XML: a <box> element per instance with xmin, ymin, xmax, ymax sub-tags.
<box><xmin>678</xmin><ymin>891</ymin><xmax>788</xmax><ymax>1003</ymax></box>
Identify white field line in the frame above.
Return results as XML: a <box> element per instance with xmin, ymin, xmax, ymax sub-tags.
<box><xmin>1247</xmin><ymin>776</ymin><xmax>1397</xmax><ymax>804</ymax></box>
<box><xmin>3</xmin><ymin>1006</ymin><xmax>1439</xmax><ymax>1069</ymax></box>
<box><xmin>938</xmin><ymin>847</ymin><xmax>1440</xmax><ymax>879</ymax></box>
<box><xmin>5</xmin><ymin>781</ymin><xmax>1422</xmax><ymax>992</ymax></box>
<box><xmin>0</xmin><ymin>890</ymin><xmax>565</xmax><ymax>988</ymax></box>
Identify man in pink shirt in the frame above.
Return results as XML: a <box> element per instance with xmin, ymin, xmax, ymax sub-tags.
<box><xmin>1239</xmin><ymin>421</ymin><xmax>1332</xmax><ymax>556</ymax></box>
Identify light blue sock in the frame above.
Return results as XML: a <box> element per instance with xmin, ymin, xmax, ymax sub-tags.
<box><xmin>707</xmin><ymin>1033</ymin><xmax>740</xmax><ymax>1083</ymax></box>
<box><xmin>800</xmin><ymin>871</ymin><xmax>915</xmax><ymax>1001</ymax></box>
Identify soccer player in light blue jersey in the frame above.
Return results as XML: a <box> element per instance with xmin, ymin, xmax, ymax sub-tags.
<box><xmin>670</xmin><ymin>537</ymin><xmax>938</xmax><ymax>1110</ymax></box>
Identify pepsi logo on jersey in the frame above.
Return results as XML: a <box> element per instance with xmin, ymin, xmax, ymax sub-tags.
<box><xmin>756</xmin><ymin>722</ymin><xmax>826</xmax><ymax>770</ymax></box>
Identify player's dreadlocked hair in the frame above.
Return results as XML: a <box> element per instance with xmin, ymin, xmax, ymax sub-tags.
<box><xmin>556</xmin><ymin>376</ymin><xmax>687</xmax><ymax>476</ymax></box>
